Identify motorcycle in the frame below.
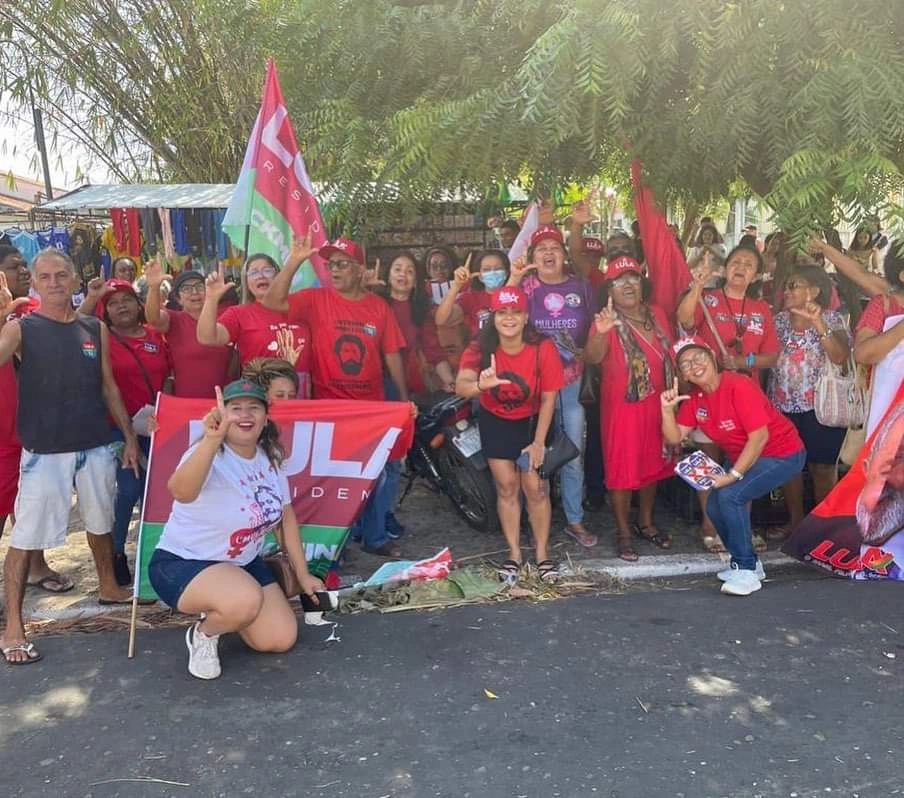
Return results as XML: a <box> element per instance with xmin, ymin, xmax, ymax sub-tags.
<box><xmin>400</xmin><ymin>393</ymin><xmax>498</xmax><ymax>535</ymax></box>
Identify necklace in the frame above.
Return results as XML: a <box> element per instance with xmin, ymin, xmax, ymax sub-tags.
<box><xmin>721</xmin><ymin>289</ymin><xmax>748</xmax><ymax>354</ymax></box>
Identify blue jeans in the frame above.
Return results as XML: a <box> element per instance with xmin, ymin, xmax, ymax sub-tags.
<box><xmin>351</xmin><ymin>377</ymin><xmax>403</xmax><ymax>549</ymax></box>
<box><xmin>112</xmin><ymin>433</ymin><xmax>151</xmax><ymax>555</ymax></box>
<box><xmin>706</xmin><ymin>449</ymin><xmax>806</xmax><ymax>570</ymax></box>
<box><xmin>554</xmin><ymin>378</ymin><xmax>585</xmax><ymax>526</ymax></box>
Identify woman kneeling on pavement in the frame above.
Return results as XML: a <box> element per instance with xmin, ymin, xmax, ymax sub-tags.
<box><xmin>456</xmin><ymin>287</ymin><xmax>564</xmax><ymax>584</ymax></box>
<box><xmin>661</xmin><ymin>338</ymin><xmax>806</xmax><ymax>596</ymax></box>
<box><xmin>149</xmin><ymin>380</ymin><xmax>323</xmax><ymax>679</ymax></box>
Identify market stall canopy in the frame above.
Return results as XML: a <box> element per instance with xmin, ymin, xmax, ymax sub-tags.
<box><xmin>39</xmin><ymin>184</ymin><xmax>236</xmax><ymax>210</ymax></box>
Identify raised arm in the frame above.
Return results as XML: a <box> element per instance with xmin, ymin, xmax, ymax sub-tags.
<box><xmin>167</xmin><ymin>388</ymin><xmax>228</xmax><ymax>503</ymax></box>
<box><xmin>77</xmin><ymin>277</ymin><xmax>114</xmax><ymax>317</ymax></box>
<box><xmin>435</xmin><ymin>265</ymin><xmax>470</xmax><ymax>327</ymax></box>
<box><xmin>144</xmin><ymin>260</ymin><xmax>171</xmax><ymax>333</ymax></box>
<box><xmin>197</xmin><ymin>262</ymin><xmax>232</xmax><ymax>347</ymax></box>
<box><xmin>814</xmin><ymin>239</ymin><xmax>889</xmax><ymax>298</ymax></box>
<box><xmin>262</xmin><ymin>234</ymin><xmax>316</xmax><ymax>313</ymax></box>
<box><xmin>584</xmin><ymin>298</ymin><xmax>619</xmax><ymax>364</ymax></box>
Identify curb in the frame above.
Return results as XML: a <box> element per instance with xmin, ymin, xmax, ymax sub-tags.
<box><xmin>565</xmin><ymin>551</ymin><xmax>799</xmax><ymax>581</ymax></box>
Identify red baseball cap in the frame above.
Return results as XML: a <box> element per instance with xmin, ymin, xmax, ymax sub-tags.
<box><xmin>319</xmin><ymin>238</ymin><xmax>365</xmax><ymax>266</ymax></box>
<box><xmin>672</xmin><ymin>336</ymin><xmax>713</xmax><ymax>360</ymax></box>
<box><xmin>529</xmin><ymin>224</ymin><xmax>564</xmax><ymax>248</ymax></box>
<box><xmin>582</xmin><ymin>237</ymin><xmax>604</xmax><ymax>254</ymax></box>
<box><xmin>603</xmin><ymin>255</ymin><xmax>643</xmax><ymax>283</ymax></box>
<box><xmin>96</xmin><ymin>279</ymin><xmax>141</xmax><ymax>320</ymax></box>
<box><xmin>489</xmin><ymin>286</ymin><xmax>528</xmax><ymax>313</ymax></box>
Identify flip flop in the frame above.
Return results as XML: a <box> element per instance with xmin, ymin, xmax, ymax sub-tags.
<box><xmin>27</xmin><ymin>574</ymin><xmax>75</xmax><ymax>594</ymax></box>
<box><xmin>2</xmin><ymin>641</ymin><xmax>43</xmax><ymax>666</ymax></box>
<box><xmin>563</xmin><ymin>525</ymin><xmax>599</xmax><ymax>548</ymax></box>
<box><xmin>632</xmin><ymin>523</ymin><xmax>672</xmax><ymax>549</ymax></box>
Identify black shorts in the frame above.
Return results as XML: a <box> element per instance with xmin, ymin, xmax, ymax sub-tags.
<box><xmin>478</xmin><ymin>407</ymin><xmax>536</xmax><ymax>461</ymax></box>
<box><xmin>783</xmin><ymin>410</ymin><xmax>846</xmax><ymax>465</ymax></box>
<box><xmin>149</xmin><ymin>548</ymin><xmax>276</xmax><ymax>611</ymax></box>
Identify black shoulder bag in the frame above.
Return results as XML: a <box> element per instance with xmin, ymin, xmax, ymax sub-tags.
<box><xmin>530</xmin><ymin>342</ymin><xmax>580</xmax><ymax>480</ymax></box>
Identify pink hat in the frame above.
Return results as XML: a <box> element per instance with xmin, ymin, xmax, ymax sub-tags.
<box><xmin>529</xmin><ymin>224</ymin><xmax>564</xmax><ymax>248</ymax></box>
<box><xmin>603</xmin><ymin>255</ymin><xmax>643</xmax><ymax>282</ymax></box>
<box><xmin>672</xmin><ymin>336</ymin><xmax>713</xmax><ymax>359</ymax></box>
<box><xmin>319</xmin><ymin>238</ymin><xmax>365</xmax><ymax>265</ymax></box>
<box><xmin>489</xmin><ymin>286</ymin><xmax>528</xmax><ymax>313</ymax></box>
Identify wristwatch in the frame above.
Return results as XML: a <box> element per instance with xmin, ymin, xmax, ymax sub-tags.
<box><xmin>729</xmin><ymin>468</ymin><xmax>744</xmax><ymax>481</ymax></box>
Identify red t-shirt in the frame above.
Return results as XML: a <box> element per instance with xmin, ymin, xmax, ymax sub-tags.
<box><xmin>218</xmin><ymin>301</ymin><xmax>312</xmax><ymax>376</ymax></box>
<box><xmin>287</xmin><ymin>288</ymin><xmax>406</xmax><ymax>400</ymax></box>
<box><xmin>675</xmin><ymin>371</ymin><xmax>803</xmax><ymax>461</ymax></box>
<box><xmin>458</xmin><ymin>290</ymin><xmax>493</xmax><ymax>336</ymax></box>
<box><xmin>0</xmin><ymin>297</ymin><xmax>42</xmax><ymax>447</ymax></box>
<box><xmin>166</xmin><ymin>309</ymin><xmax>233</xmax><ymax>398</ymax></box>
<box><xmin>856</xmin><ymin>294</ymin><xmax>904</xmax><ymax>335</ymax></box>
<box><xmin>691</xmin><ymin>290</ymin><xmax>779</xmax><ymax>358</ymax></box>
<box><xmin>459</xmin><ymin>338</ymin><xmax>565</xmax><ymax>420</ymax></box>
<box><xmin>108</xmin><ymin>326</ymin><xmax>172</xmax><ymax>417</ymax></box>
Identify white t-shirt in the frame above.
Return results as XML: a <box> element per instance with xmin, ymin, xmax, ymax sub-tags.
<box><xmin>157</xmin><ymin>443</ymin><xmax>291</xmax><ymax>566</ymax></box>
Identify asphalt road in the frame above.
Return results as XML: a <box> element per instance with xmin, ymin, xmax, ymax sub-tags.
<box><xmin>2</xmin><ymin>569</ymin><xmax>902</xmax><ymax>798</ymax></box>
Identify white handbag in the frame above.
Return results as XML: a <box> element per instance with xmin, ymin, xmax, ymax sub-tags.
<box><xmin>814</xmin><ymin>355</ymin><xmax>866</xmax><ymax>429</ymax></box>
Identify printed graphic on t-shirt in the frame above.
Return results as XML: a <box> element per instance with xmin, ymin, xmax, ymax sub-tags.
<box><xmin>226</xmin><ymin>472</ymin><xmax>284</xmax><ymax>559</ymax></box>
<box><xmin>81</xmin><ymin>340</ymin><xmax>98</xmax><ymax>360</ymax></box>
<box><xmin>334</xmin><ymin>333</ymin><xmax>367</xmax><ymax>376</ymax></box>
<box><xmin>491</xmin><ymin>372</ymin><xmax>531</xmax><ymax>412</ymax></box>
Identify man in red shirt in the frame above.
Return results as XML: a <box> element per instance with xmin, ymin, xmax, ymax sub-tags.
<box><xmin>263</xmin><ymin>234</ymin><xmax>409</xmax><ymax>557</ymax></box>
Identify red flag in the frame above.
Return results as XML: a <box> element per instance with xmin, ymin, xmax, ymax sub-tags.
<box><xmin>631</xmin><ymin>159</ymin><xmax>692</xmax><ymax>321</ymax></box>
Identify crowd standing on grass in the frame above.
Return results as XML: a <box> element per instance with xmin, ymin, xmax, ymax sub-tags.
<box><xmin>1</xmin><ymin>192</ymin><xmax>902</xmax><ymax>674</ymax></box>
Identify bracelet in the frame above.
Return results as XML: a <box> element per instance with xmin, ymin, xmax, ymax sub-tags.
<box><xmin>729</xmin><ymin>468</ymin><xmax>744</xmax><ymax>481</ymax></box>
<box><xmin>746</xmin><ymin>352</ymin><xmax>755</xmax><ymax>368</ymax></box>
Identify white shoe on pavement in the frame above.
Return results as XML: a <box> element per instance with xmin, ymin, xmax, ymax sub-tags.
<box><xmin>717</xmin><ymin>560</ymin><xmax>765</xmax><ymax>582</ymax></box>
<box><xmin>185</xmin><ymin>621</ymin><xmax>221</xmax><ymax>680</ymax></box>
<box><xmin>720</xmin><ymin>565</ymin><xmax>762</xmax><ymax>596</ymax></box>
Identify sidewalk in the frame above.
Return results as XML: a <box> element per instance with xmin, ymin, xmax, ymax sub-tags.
<box><xmin>1</xmin><ymin>478</ymin><xmax>798</xmax><ymax>625</ymax></box>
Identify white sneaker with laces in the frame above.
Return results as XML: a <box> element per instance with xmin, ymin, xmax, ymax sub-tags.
<box><xmin>720</xmin><ymin>565</ymin><xmax>762</xmax><ymax>596</ymax></box>
<box><xmin>717</xmin><ymin>560</ymin><xmax>765</xmax><ymax>582</ymax></box>
<box><xmin>185</xmin><ymin>621</ymin><xmax>221</xmax><ymax>680</ymax></box>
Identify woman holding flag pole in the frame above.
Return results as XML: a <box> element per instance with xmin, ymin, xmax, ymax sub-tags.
<box><xmin>148</xmin><ymin>380</ymin><xmax>324</xmax><ymax>680</ymax></box>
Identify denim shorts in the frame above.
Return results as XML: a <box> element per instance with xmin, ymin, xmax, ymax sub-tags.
<box><xmin>149</xmin><ymin>548</ymin><xmax>276</xmax><ymax>611</ymax></box>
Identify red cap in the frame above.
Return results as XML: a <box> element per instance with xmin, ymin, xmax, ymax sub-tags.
<box><xmin>96</xmin><ymin>279</ymin><xmax>140</xmax><ymax>320</ymax></box>
<box><xmin>603</xmin><ymin>255</ymin><xmax>643</xmax><ymax>283</ymax></box>
<box><xmin>529</xmin><ymin>224</ymin><xmax>564</xmax><ymax>249</ymax></box>
<box><xmin>319</xmin><ymin>238</ymin><xmax>365</xmax><ymax>265</ymax></box>
<box><xmin>489</xmin><ymin>286</ymin><xmax>528</xmax><ymax>313</ymax></box>
<box><xmin>672</xmin><ymin>336</ymin><xmax>713</xmax><ymax>359</ymax></box>
<box><xmin>582</xmin><ymin>237</ymin><xmax>604</xmax><ymax>254</ymax></box>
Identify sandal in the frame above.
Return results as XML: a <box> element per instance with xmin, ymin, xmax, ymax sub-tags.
<box><xmin>27</xmin><ymin>573</ymin><xmax>75</xmax><ymax>594</ymax></box>
<box><xmin>752</xmin><ymin>533</ymin><xmax>768</xmax><ymax>553</ymax></box>
<box><xmin>699</xmin><ymin>530</ymin><xmax>727</xmax><ymax>554</ymax></box>
<box><xmin>536</xmin><ymin>560</ymin><xmax>560</xmax><ymax>583</ymax></box>
<box><xmin>616</xmin><ymin>531</ymin><xmax>639</xmax><ymax>562</ymax></box>
<box><xmin>766</xmin><ymin>525</ymin><xmax>792</xmax><ymax>542</ymax></box>
<box><xmin>2</xmin><ymin>641</ymin><xmax>43</xmax><ymax>666</ymax></box>
<box><xmin>497</xmin><ymin>559</ymin><xmax>522</xmax><ymax>585</ymax></box>
<box><xmin>632</xmin><ymin>523</ymin><xmax>672</xmax><ymax>550</ymax></box>
<box><xmin>563</xmin><ymin>525</ymin><xmax>599</xmax><ymax>548</ymax></box>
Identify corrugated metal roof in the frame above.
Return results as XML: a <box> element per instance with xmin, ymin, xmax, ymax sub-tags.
<box><xmin>38</xmin><ymin>182</ymin><xmax>530</xmax><ymax>211</ymax></box>
<box><xmin>39</xmin><ymin>184</ymin><xmax>235</xmax><ymax>210</ymax></box>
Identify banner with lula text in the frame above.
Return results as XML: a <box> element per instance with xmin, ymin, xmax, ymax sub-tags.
<box><xmin>782</xmin><ymin>377</ymin><xmax>904</xmax><ymax>580</ymax></box>
<box><xmin>134</xmin><ymin>395</ymin><xmax>414</xmax><ymax>600</ymax></box>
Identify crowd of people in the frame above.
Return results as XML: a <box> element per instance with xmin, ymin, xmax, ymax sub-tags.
<box><xmin>0</xmin><ymin>198</ymin><xmax>901</xmax><ymax>673</ymax></box>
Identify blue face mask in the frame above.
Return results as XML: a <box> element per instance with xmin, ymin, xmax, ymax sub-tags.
<box><xmin>480</xmin><ymin>269</ymin><xmax>507</xmax><ymax>290</ymax></box>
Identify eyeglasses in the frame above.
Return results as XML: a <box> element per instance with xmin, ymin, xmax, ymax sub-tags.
<box><xmin>246</xmin><ymin>266</ymin><xmax>277</xmax><ymax>280</ymax></box>
<box><xmin>179</xmin><ymin>282</ymin><xmax>205</xmax><ymax>294</ymax></box>
<box><xmin>612</xmin><ymin>273</ymin><xmax>641</xmax><ymax>287</ymax></box>
<box><xmin>678</xmin><ymin>352</ymin><xmax>711</xmax><ymax>372</ymax></box>
<box><xmin>327</xmin><ymin>259</ymin><xmax>358</xmax><ymax>271</ymax></box>
<box><xmin>784</xmin><ymin>280</ymin><xmax>809</xmax><ymax>291</ymax></box>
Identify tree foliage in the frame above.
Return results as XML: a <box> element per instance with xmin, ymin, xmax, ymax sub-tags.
<box><xmin>4</xmin><ymin>0</ymin><xmax>904</xmax><ymax>236</ymax></box>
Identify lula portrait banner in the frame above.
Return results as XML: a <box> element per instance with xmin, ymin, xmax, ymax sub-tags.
<box><xmin>783</xmin><ymin>377</ymin><xmax>904</xmax><ymax>580</ymax></box>
<box><xmin>134</xmin><ymin>395</ymin><xmax>414</xmax><ymax>600</ymax></box>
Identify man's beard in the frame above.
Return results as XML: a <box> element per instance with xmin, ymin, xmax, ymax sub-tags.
<box><xmin>857</xmin><ymin>482</ymin><xmax>904</xmax><ymax>546</ymax></box>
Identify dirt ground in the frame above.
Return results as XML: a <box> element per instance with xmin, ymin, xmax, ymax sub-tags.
<box><xmin>0</xmin><ymin>473</ymin><xmax>792</xmax><ymax>625</ymax></box>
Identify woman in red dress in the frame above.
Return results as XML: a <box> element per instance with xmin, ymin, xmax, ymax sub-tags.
<box><xmin>585</xmin><ymin>255</ymin><xmax>676</xmax><ymax>560</ymax></box>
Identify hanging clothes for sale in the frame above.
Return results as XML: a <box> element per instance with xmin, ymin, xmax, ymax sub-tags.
<box><xmin>10</xmin><ymin>231</ymin><xmax>40</xmax><ymax>266</ymax></box>
<box><xmin>158</xmin><ymin>208</ymin><xmax>176</xmax><ymax>260</ymax></box>
<box><xmin>110</xmin><ymin>208</ymin><xmax>143</xmax><ymax>259</ymax></box>
<box><xmin>138</xmin><ymin>208</ymin><xmax>162</xmax><ymax>258</ymax></box>
<box><xmin>171</xmin><ymin>209</ymin><xmax>190</xmax><ymax>255</ymax></box>
<box><xmin>69</xmin><ymin>223</ymin><xmax>102</xmax><ymax>286</ymax></box>
<box><xmin>101</xmin><ymin>225</ymin><xmax>144</xmax><ymax>274</ymax></box>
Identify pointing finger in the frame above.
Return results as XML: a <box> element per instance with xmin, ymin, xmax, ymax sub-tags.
<box><xmin>464</xmin><ymin>252</ymin><xmax>472</xmax><ymax>270</ymax></box>
<box><xmin>490</xmin><ymin>353</ymin><xmax>496</xmax><ymax>371</ymax></box>
<box><xmin>215</xmin><ymin>385</ymin><xmax>226</xmax><ymax>414</ymax></box>
<box><xmin>0</xmin><ymin>272</ymin><xmax>7</xmax><ymax>291</ymax></box>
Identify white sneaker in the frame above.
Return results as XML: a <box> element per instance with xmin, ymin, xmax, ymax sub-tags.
<box><xmin>717</xmin><ymin>560</ymin><xmax>765</xmax><ymax>582</ymax></box>
<box><xmin>185</xmin><ymin>621</ymin><xmax>221</xmax><ymax>680</ymax></box>
<box><xmin>720</xmin><ymin>566</ymin><xmax>762</xmax><ymax>596</ymax></box>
